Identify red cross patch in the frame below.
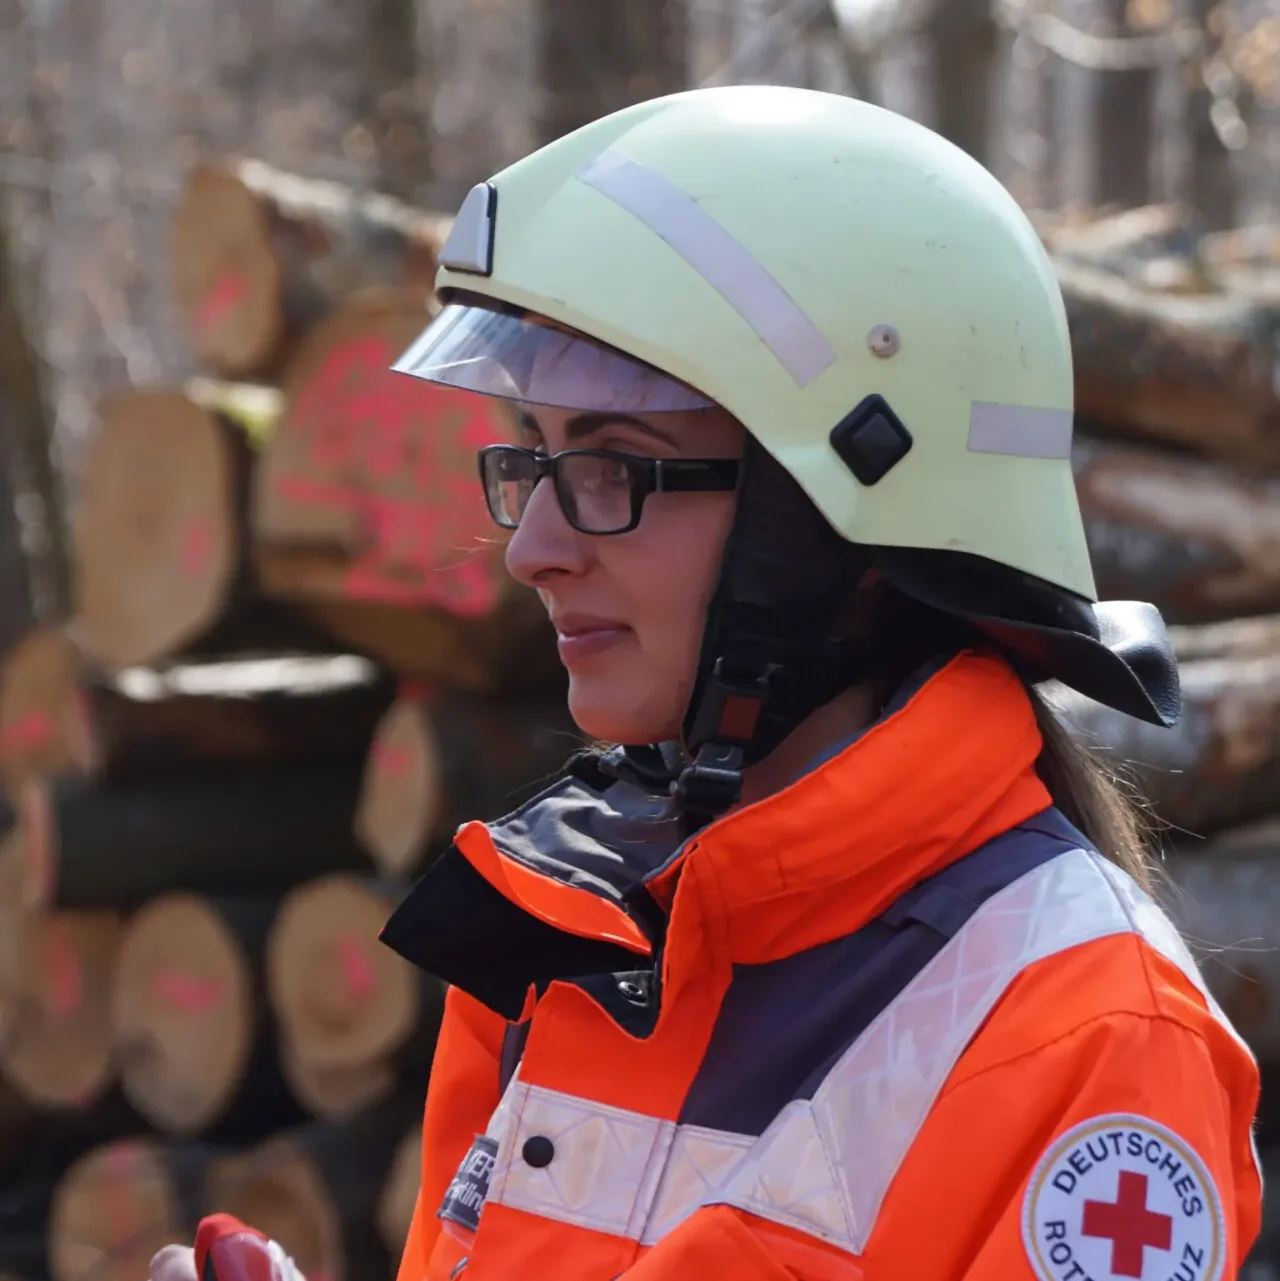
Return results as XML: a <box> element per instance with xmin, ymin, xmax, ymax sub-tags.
<box><xmin>1021</xmin><ymin>1114</ymin><xmax>1225</xmax><ymax>1281</ymax></box>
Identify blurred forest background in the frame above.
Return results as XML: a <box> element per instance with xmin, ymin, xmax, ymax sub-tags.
<box><xmin>2</xmin><ymin>2</ymin><xmax>1280</xmax><ymax>1281</ymax></box>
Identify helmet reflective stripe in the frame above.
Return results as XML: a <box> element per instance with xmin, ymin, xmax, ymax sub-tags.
<box><xmin>968</xmin><ymin>401</ymin><xmax>1074</xmax><ymax>461</ymax></box>
<box><xmin>577</xmin><ymin>151</ymin><xmax>836</xmax><ymax>387</ymax></box>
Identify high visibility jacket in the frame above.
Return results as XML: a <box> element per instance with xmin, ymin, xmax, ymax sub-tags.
<box><xmin>383</xmin><ymin>652</ymin><xmax>1262</xmax><ymax>1281</ymax></box>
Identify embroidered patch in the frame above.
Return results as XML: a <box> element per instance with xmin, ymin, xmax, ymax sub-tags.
<box><xmin>438</xmin><ymin>1134</ymin><xmax>499</xmax><ymax>1237</ymax></box>
<box><xmin>1021</xmin><ymin>1114</ymin><xmax>1225</xmax><ymax>1281</ymax></box>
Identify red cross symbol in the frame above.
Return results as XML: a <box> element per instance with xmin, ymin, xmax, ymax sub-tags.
<box><xmin>1081</xmin><ymin>1171</ymin><xmax>1174</xmax><ymax>1277</ymax></box>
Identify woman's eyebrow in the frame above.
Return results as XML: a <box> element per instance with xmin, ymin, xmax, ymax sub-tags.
<box><xmin>563</xmin><ymin>412</ymin><xmax>678</xmax><ymax>447</ymax></box>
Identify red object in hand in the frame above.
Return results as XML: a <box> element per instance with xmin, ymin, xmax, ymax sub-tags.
<box><xmin>195</xmin><ymin>1215</ymin><xmax>303</xmax><ymax>1281</ymax></box>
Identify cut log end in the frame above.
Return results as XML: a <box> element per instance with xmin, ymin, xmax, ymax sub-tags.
<box><xmin>0</xmin><ymin>911</ymin><xmax>122</xmax><ymax>1109</ymax></box>
<box><xmin>0</xmin><ymin>628</ymin><xmax>94</xmax><ymax>796</ymax></box>
<box><xmin>72</xmin><ymin>392</ymin><xmax>254</xmax><ymax>670</ymax></box>
<box><xmin>267</xmin><ymin>876</ymin><xmax>417</xmax><ymax>1074</ymax></box>
<box><xmin>206</xmin><ymin>1142</ymin><xmax>340</xmax><ymax>1281</ymax></box>
<box><xmin>355</xmin><ymin>693</ymin><xmax>443</xmax><ymax>876</ymax></box>
<box><xmin>170</xmin><ymin>165</ymin><xmax>287</xmax><ymax>380</ymax></box>
<box><xmin>110</xmin><ymin>895</ymin><xmax>254</xmax><ymax>1135</ymax></box>
<box><xmin>48</xmin><ymin>1139</ymin><xmax>184</xmax><ymax>1281</ymax></box>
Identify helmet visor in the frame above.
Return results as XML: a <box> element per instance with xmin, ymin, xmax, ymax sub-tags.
<box><xmin>392</xmin><ymin>296</ymin><xmax>714</xmax><ymax>413</ymax></box>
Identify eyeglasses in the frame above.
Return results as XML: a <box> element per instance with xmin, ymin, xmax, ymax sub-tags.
<box><xmin>478</xmin><ymin>444</ymin><xmax>740</xmax><ymax>535</ymax></box>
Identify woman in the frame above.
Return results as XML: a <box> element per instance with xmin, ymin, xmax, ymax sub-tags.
<box><xmin>159</xmin><ymin>85</ymin><xmax>1261</xmax><ymax>1281</ymax></box>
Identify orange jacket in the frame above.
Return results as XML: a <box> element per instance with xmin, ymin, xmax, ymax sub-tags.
<box><xmin>384</xmin><ymin>653</ymin><xmax>1261</xmax><ymax>1281</ymax></box>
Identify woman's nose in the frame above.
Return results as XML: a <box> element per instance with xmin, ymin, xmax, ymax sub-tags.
<box><xmin>504</xmin><ymin>475</ymin><xmax>590</xmax><ymax>586</ymax></box>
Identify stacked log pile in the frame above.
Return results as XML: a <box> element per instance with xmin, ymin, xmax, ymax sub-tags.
<box><xmin>3</xmin><ymin>161</ymin><xmax>1280</xmax><ymax>1280</ymax></box>
<box><xmin>0</xmin><ymin>160</ymin><xmax>576</xmax><ymax>1281</ymax></box>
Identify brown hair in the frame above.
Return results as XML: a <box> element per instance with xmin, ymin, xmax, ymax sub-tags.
<box><xmin>849</xmin><ymin>581</ymin><xmax>1154</xmax><ymax>891</ymax></box>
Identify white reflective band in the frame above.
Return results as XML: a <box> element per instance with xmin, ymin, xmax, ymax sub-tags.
<box><xmin>577</xmin><ymin>151</ymin><xmax>837</xmax><ymax>388</ymax></box>
<box><xmin>968</xmin><ymin>401</ymin><xmax>1074</xmax><ymax>460</ymax></box>
<box><xmin>482</xmin><ymin>849</ymin><xmax>1242</xmax><ymax>1253</ymax></box>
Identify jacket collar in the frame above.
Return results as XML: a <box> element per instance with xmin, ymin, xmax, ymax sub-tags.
<box><xmin>380</xmin><ymin>652</ymin><xmax>1052</xmax><ymax>1018</ymax></box>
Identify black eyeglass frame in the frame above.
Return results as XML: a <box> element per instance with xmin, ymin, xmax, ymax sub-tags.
<box><xmin>478</xmin><ymin>444</ymin><xmax>741</xmax><ymax>535</ymax></box>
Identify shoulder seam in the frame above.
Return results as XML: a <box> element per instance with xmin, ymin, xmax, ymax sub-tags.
<box><xmin>941</xmin><ymin>1002</ymin><xmax>1217</xmax><ymax>1098</ymax></box>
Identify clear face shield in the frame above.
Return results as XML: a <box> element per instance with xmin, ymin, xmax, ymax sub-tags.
<box><xmin>391</xmin><ymin>293</ymin><xmax>716</xmax><ymax>414</ymax></box>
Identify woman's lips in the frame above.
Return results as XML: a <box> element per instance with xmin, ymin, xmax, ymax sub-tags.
<box><xmin>554</xmin><ymin>617</ymin><xmax>632</xmax><ymax>664</ymax></box>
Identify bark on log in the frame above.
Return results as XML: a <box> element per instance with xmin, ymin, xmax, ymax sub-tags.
<box><xmin>108</xmin><ymin>893</ymin><xmax>304</xmax><ymax>1139</ymax></box>
<box><xmin>251</xmin><ymin>291</ymin><xmax>561</xmax><ymax>692</ymax></box>
<box><xmin>47</xmin><ymin>1138</ymin><xmax>190</xmax><ymax>1281</ymax></box>
<box><xmin>1161</xmin><ymin>822</ymin><xmax>1280</xmax><ymax>1067</ymax></box>
<box><xmin>1050</xmin><ymin>616</ymin><xmax>1280</xmax><ymax>835</ymax></box>
<box><xmin>71</xmin><ymin>387</ymin><xmax>335</xmax><ymax>670</ymax></box>
<box><xmin>1</xmin><ymin>629</ymin><xmax>392</xmax><ymax>792</ymax></box>
<box><xmin>169</xmin><ymin>159</ymin><xmax>449</xmax><ymax>380</ymax></box>
<box><xmin>377</xmin><ymin>1124</ymin><xmax>421</xmax><ymax>1257</ymax></box>
<box><xmin>266</xmin><ymin>875</ymin><xmax>443</xmax><ymax>1076</ymax></box>
<box><xmin>1044</xmin><ymin>204</ymin><xmax>1207</xmax><ymax>292</ymax></box>
<box><xmin>204</xmin><ymin>1093</ymin><xmax>420</xmax><ymax>1281</ymax></box>
<box><xmin>15</xmin><ymin>764</ymin><xmax>374</xmax><ymax>911</ymax></box>
<box><xmin>1074</xmin><ymin>436</ymin><xmax>1280</xmax><ymax>623</ymax></box>
<box><xmin>0</xmin><ymin>911</ymin><xmax>122</xmax><ymax>1110</ymax></box>
<box><xmin>1057</xmin><ymin>257</ymin><xmax>1280</xmax><ymax>467</ymax></box>
<box><xmin>355</xmin><ymin>682</ymin><xmax>577</xmax><ymax>876</ymax></box>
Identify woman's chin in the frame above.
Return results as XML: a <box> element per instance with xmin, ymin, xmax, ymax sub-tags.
<box><xmin>566</xmin><ymin>678</ymin><xmax>678</xmax><ymax>746</ymax></box>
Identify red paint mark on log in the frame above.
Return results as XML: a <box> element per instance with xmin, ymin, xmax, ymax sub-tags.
<box><xmin>373</xmin><ymin>737</ymin><xmax>412</xmax><ymax>778</ymax></box>
<box><xmin>276</xmin><ymin>337</ymin><xmax>508</xmax><ymax>611</ymax></box>
<box><xmin>196</xmin><ymin>274</ymin><xmax>247</xmax><ymax>332</ymax></box>
<box><xmin>44</xmin><ymin>919</ymin><xmax>83</xmax><ymax>1017</ymax></box>
<box><xmin>153</xmin><ymin>972</ymin><xmax>225</xmax><ymax>1014</ymax></box>
<box><xmin>181</xmin><ymin>517</ymin><xmax>214</xmax><ymax>577</ymax></box>
<box><xmin>336</xmin><ymin>933</ymin><xmax>376</xmax><ymax>1000</ymax></box>
<box><xmin>0</xmin><ymin>711</ymin><xmax>52</xmax><ymax>756</ymax></box>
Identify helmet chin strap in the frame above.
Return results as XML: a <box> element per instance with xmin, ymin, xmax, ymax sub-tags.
<box><xmin>668</xmin><ymin>434</ymin><xmax>871</xmax><ymax>827</ymax></box>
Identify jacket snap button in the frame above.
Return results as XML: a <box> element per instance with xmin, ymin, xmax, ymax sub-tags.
<box><xmin>522</xmin><ymin>1135</ymin><xmax>555</xmax><ymax>1168</ymax></box>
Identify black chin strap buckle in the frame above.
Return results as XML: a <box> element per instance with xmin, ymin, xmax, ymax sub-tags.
<box><xmin>675</xmin><ymin>660</ymin><xmax>778</xmax><ymax>819</ymax></box>
<box><xmin>673</xmin><ymin>742</ymin><xmax>746</xmax><ymax>815</ymax></box>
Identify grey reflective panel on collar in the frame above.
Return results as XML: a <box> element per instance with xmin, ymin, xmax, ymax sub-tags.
<box><xmin>440</xmin><ymin>182</ymin><xmax>497</xmax><ymax>276</ymax></box>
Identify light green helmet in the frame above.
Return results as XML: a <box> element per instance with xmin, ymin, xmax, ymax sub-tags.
<box><xmin>395</xmin><ymin>85</ymin><xmax>1179</xmax><ymax>813</ymax></box>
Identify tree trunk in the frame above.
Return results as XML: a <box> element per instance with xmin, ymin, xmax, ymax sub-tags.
<box><xmin>16</xmin><ymin>764</ymin><xmax>374</xmax><ymax>911</ymax></box>
<box><xmin>1057</xmin><ymin>256</ymin><xmax>1280</xmax><ymax>466</ymax></box>
<box><xmin>169</xmin><ymin>160</ymin><xmax>448</xmax><ymax>381</ymax></box>
<box><xmin>536</xmin><ymin>0</ymin><xmax>688</xmax><ymax>146</ymax></box>
<box><xmin>205</xmin><ymin>1093</ymin><xmax>421</xmax><ymax>1281</ymax></box>
<box><xmin>355</xmin><ymin>682</ymin><xmax>577</xmax><ymax>876</ymax></box>
<box><xmin>1052</xmin><ymin>0</ymin><xmax>1157</xmax><ymax>210</ymax></box>
<box><xmin>1052</xmin><ymin>615</ymin><xmax>1280</xmax><ymax>835</ymax></box>
<box><xmin>251</xmin><ymin>291</ymin><xmax>561</xmax><ymax>691</ymax></box>
<box><xmin>0</xmin><ymin>911</ymin><xmax>122</xmax><ymax>1111</ymax></box>
<box><xmin>921</xmin><ymin>0</ymin><xmax>999</xmax><ymax>163</ymax></box>
<box><xmin>1074</xmin><ymin>435</ymin><xmax>1280</xmax><ymax>623</ymax></box>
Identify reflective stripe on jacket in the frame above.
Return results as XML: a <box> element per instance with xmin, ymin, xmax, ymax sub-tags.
<box><xmin>385</xmin><ymin>652</ymin><xmax>1262</xmax><ymax>1281</ymax></box>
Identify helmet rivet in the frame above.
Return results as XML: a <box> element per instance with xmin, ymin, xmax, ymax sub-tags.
<box><xmin>867</xmin><ymin>324</ymin><xmax>900</xmax><ymax>358</ymax></box>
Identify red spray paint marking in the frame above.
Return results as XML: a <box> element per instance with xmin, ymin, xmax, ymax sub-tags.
<box><xmin>336</xmin><ymin>934</ymin><xmax>376</xmax><ymax>1000</ymax></box>
<box><xmin>181</xmin><ymin>517</ymin><xmax>214</xmax><ymax>578</ymax></box>
<box><xmin>276</xmin><ymin>337</ymin><xmax>508</xmax><ymax>611</ymax></box>
<box><xmin>195</xmin><ymin>273</ymin><xmax>247</xmax><ymax>333</ymax></box>
<box><xmin>373</xmin><ymin>737</ymin><xmax>412</xmax><ymax>778</ymax></box>
<box><xmin>0</xmin><ymin>711</ymin><xmax>52</xmax><ymax>756</ymax></box>
<box><xmin>399</xmin><ymin>678</ymin><xmax>430</xmax><ymax>703</ymax></box>
<box><xmin>153</xmin><ymin>972</ymin><xmax>225</xmax><ymax>1014</ymax></box>
<box><xmin>44</xmin><ymin>920</ymin><xmax>83</xmax><ymax>1017</ymax></box>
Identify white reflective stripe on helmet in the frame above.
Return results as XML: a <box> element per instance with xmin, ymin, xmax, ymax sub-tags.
<box><xmin>968</xmin><ymin>401</ymin><xmax>1075</xmax><ymax>461</ymax></box>
<box><xmin>478</xmin><ymin>850</ymin><xmax>1239</xmax><ymax>1250</ymax></box>
<box><xmin>577</xmin><ymin>151</ymin><xmax>837</xmax><ymax>389</ymax></box>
